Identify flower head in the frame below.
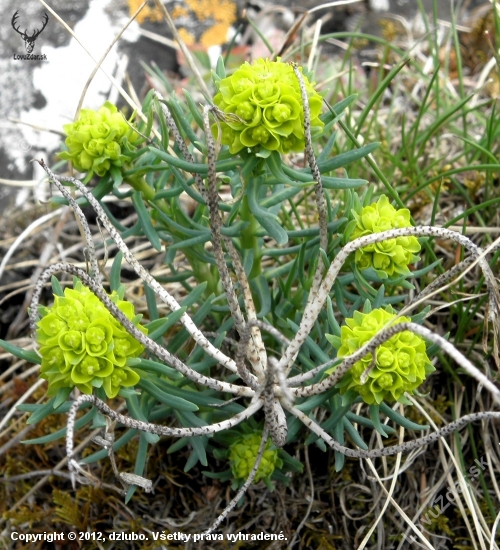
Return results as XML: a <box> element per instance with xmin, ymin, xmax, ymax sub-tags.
<box><xmin>348</xmin><ymin>195</ymin><xmax>421</xmax><ymax>278</ymax></box>
<box><xmin>58</xmin><ymin>102</ymin><xmax>139</xmax><ymax>177</ymax></box>
<box><xmin>37</xmin><ymin>279</ymin><xmax>146</xmax><ymax>398</ymax></box>
<box><xmin>213</xmin><ymin>58</ymin><xmax>324</xmax><ymax>154</ymax></box>
<box><xmin>327</xmin><ymin>307</ymin><xmax>435</xmax><ymax>405</ymax></box>
<box><xmin>229</xmin><ymin>432</ymin><xmax>282</xmax><ymax>482</ymax></box>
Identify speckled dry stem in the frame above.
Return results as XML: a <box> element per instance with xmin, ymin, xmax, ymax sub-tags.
<box><xmin>278</xmin><ymin>225</ymin><xmax>500</xmax><ymax>376</ymax></box>
<box><xmin>292</xmin><ymin>62</ymin><xmax>328</xmax><ymax>307</ymax></box>
<box><xmin>39</xmin><ymin>160</ymin><xmax>241</xmax><ymax>376</ymax></box>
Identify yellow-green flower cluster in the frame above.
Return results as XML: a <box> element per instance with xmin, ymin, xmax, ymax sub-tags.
<box><xmin>229</xmin><ymin>432</ymin><xmax>282</xmax><ymax>482</ymax></box>
<box><xmin>328</xmin><ymin>307</ymin><xmax>435</xmax><ymax>405</ymax></box>
<box><xmin>37</xmin><ymin>281</ymin><xmax>147</xmax><ymax>399</ymax></box>
<box><xmin>348</xmin><ymin>195</ymin><xmax>421</xmax><ymax>277</ymax></box>
<box><xmin>213</xmin><ymin>58</ymin><xmax>324</xmax><ymax>154</ymax></box>
<box><xmin>58</xmin><ymin>102</ymin><xmax>139</xmax><ymax>177</ymax></box>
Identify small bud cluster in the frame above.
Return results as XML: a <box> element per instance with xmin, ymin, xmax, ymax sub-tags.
<box><xmin>229</xmin><ymin>432</ymin><xmax>282</xmax><ymax>482</ymax></box>
<box><xmin>348</xmin><ymin>195</ymin><xmax>421</xmax><ymax>277</ymax></box>
<box><xmin>58</xmin><ymin>102</ymin><xmax>139</xmax><ymax>177</ymax></box>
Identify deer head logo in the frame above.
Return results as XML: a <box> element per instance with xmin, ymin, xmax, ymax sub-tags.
<box><xmin>11</xmin><ymin>11</ymin><xmax>49</xmax><ymax>54</ymax></box>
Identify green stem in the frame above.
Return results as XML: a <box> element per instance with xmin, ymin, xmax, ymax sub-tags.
<box><xmin>125</xmin><ymin>175</ymin><xmax>155</xmax><ymax>201</ymax></box>
<box><xmin>240</xmin><ymin>189</ymin><xmax>261</xmax><ymax>279</ymax></box>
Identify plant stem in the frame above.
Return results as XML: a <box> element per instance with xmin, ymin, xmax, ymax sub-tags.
<box><xmin>240</xmin><ymin>189</ymin><xmax>262</xmax><ymax>279</ymax></box>
<box><xmin>124</xmin><ymin>175</ymin><xmax>155</xmax><ymax>201</ymax></box>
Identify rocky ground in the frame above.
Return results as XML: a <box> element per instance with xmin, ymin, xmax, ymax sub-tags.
<box><xmin>0</xmin><ymin>0</ymin><xmax>487</xmax><ymax>213</ymax></box>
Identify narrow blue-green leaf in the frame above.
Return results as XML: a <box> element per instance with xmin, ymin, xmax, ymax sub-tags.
<box><xmin>110</xmin><ymin>251</ymin><xmax>123</xmax><ymax>292</ymax></box>
<box><xmin>149</xmin><ymin>146</ymin><xmax>240</xmax><ymax>174</ymax></box>
<box><xmin>157</xmin><ymin>379</ymin><xmax>226</xmax><ymax>408</ymax></box>
<box><xmin>168</xmin><ymin>438</ymin><xmax>188</xmax><ymax>454</ymax></box>
<box><xmin>317</xmin><ymin>143</ymin><xmax>380</xmax><ymax>173</ymax></box>
<box><xmin>287</xmin><ymin>319</ymin><xmax>330</xmax><ymax>363</ymax></box>
<box><xmin>125</xmin><ymin>433</ymin><xmax>150</xmax><ymax>503</ymax></box>
<box><xmin>167</xmin><ymin>233</ymin><xmax>211</xmax><ymax>252</ymax></box>
<box><xmin>126</xmin><ymin>394</ymin><xmax>160</xmax><ymax>444</ymax></box>
<box><xmin>110</xmin><ymin>165</ymin><xmax>123</xmax><ymax>188</ymax></box>
<box><xmin>18</xmin><ymin>402</ymin><xmax>72</xmax><ymax>414</ymax></box>
<box><xmin>189</xmin><ymin>436</ymin><xmax>208</xmax><ymax>467</ymax></box>
<box><xmin>321</xmin><ymin>94</ymin><xmax>358</xmax><ymax>126</ymax></box>
<box><xmin>51</xmin><ymin>275</ymin><xmax>64</xmax><ymax>297</ymax></box>
<box><xmin>317</xmin><ymin>129</ymin><xmax>338</xmax><ymax>164</ymax></box>
<box><xmin>250</xmin><ymin>275</ymin><xmax>271</xmax><ymax>318</ymax></box>
<box><xmin>411</xmin><ymin>258</ymin><xmax>442</xmax><ymax>277</ymax></box>
<box><xmin>215</xmin><ymin>55</ymin><xmax>226</xmax><ymax>78</ymax></box>
<box><xmin>53</xmin><ymin>387</ymin><xmax>72</xmax><ymax>409</ymax></box>
<box><xmin>23</xmin><ymin>408</ymin><xmax>95</xmax><ymax>444</ymax></box>
<box><xmin>168</xmin><ymin>295</ymin><xmax>214</xmax><ymax>354</ymax></box>
<box><xmin>321</xmin><ymin>177</ymin><xmax>368</xmax><ymax>190</ymax></box>
<box><xmin>369</xmin><ymin>405</ymin><xmax>389</xmax><ymax>438</ymax></box>
<box><xmin>333</xmin><ymin>418</ymin><xmax>345</xmax><ymax>471</ymax></box>
<box><xmin>247</xmin><ymin>178</ymin><xmax>288</xmax><ymax>245</ymax></box>
<box><xmin>379</xmin><ymin>402</ymin><xmax>429</xmax><ymax>431</ymax></box>
<box><xmin>183</xmin><ymin>89</ymin><xmax>205</xmax><ymax>128</ymax></box>
<box><xmin>372</xmin><ymin>284</ymin><xmax>387</xmax><ymax>309</ymax></box>
<box><xmin>144</xmin><ymin>282</ymin><xmax>159</xmax><ymax>321</ymax></box>
<box><xmin>295</xmin><ymin>388</ymin><xmax>337</xmax><ymax>412</ymax></box>
<box><xmin>345</xmin><ymin>412</ymin><xmax>396</xmax><ymax>434</ymax></box>
<box><xmin>266</xmin><ymin>151</ymin><xmax>299</xmax><ymax>185</ymax></box>
<box><xmin>326</xmin><ymin>296</ymin><xmax>341</xmax><ymax>336</ymax></box>
<box><xmin>81</xmin><ymin>429</ymin><xmax>137</xmax><ymax>464</ymax></box>
<box><xmin>342</xmin><ymin>417</ymin><xmax>368</xmax><ymax>450</ymax></box>
<box><xmin>134</xmin><ymin>358</ymin><xmax>183</xmax><ymax>379</ymax></box>
<box><xmin>180</xmin><ymin>281</ymin><xmax>207</xmax><ymax>309</ymax></box>
<box><xmin>254</xmin><ymin>212</ymin><xmax>288</xmax><ymax>245</ymax></box>
<box><xmin>0</xmin><ymin>339</ymin><xmax>41</xmax><ymax>364</ymax></box>
<box><xmin>140</xmin><ymin>91</ymin><xmax>156</xmax><ymax>140</ymax></box>
<box><xmin>138</xmin><ymin>379</ymin><xmax>198</xmax><ymax>411</ymax></box>
<box><xmin>261</xmin><ymin>185</ymin><xmax>302</xmax><ymax>207</ymax></box>
<box><xmin>144</xmin><ymin>307</ymin><xmax>187</xmax><ymax>341</ymax></box>
<box><xmin>176</xmin><ymin>411</ymin><xmax>208</xmax><ymax>467</ymax></box>
<box><xmin>164</xmin><ymin>97</ymin><xmax>202</xmax><ymax>152</ymax></box>
<box><xmin>132</xmin><ymin>191</ymin><xmax>162</xmax><ymax>251</ymax></box>
<box><xmin>184</xmin><ymin>449</ymin><xmax>200</xmax><ymax>472</ymax></box>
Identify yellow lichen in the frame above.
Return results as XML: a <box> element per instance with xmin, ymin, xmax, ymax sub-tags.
<box><xmin>127</xmin><ymin>0</ymin><xmax>163</xmax><ymax>23</ymax></box>
<box><xmin>185</xmin><ymin>0</ymin><xmax>236</xmax><ymax>46</ymax></box>
<box><xmin>186</xmin><ymin>0</ymin><xmax>235</xmax><ymax>22</ymax></box>
<box><xmin>178</xmin><ymin>27</ymin><xmax>195</xmax><ymax>46</ymax></box>
<box><xmin>171</xmin><ymin>5</ymin><xmax>189</xmax><ymax>18</ymax></box>
<box><xmin>200</xmin><ymin>22</ymin><xmax>230</xmax><ymax>47</ymax></box>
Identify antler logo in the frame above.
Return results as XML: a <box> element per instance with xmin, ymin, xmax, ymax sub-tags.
<box><xmin>11</xmin><ymin>11</ymin><xmax>49</xmax><ymax>54</ymax></box>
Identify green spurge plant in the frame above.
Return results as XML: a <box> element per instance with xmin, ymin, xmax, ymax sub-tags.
<box><xmin>5</xmin><ymin>54</ymin><xmax>500</xmax><ymax>537</ymax></box>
